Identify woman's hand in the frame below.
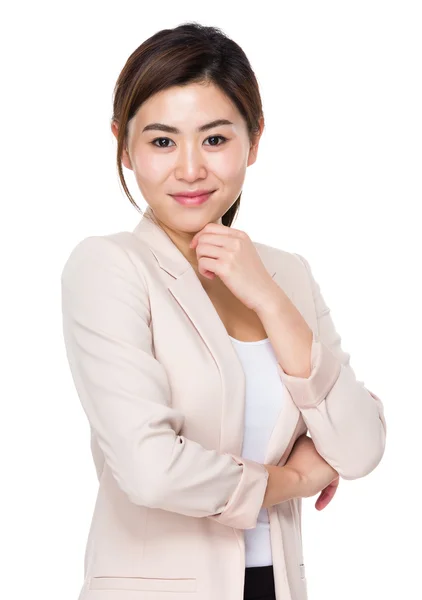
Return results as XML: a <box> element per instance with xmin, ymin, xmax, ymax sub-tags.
<box><xmin>285</xmin><ymin>434</ymin><xmax>340</xmax><ymax>510</ymax></box>
<box><xmin>189</xmin><ymin>223</ymin><xmax>280</xmax><ymax>313</ymax></box>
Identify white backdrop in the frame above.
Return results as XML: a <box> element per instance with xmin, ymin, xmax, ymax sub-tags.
<box><xmin>2</xmin><ymin>1</ymin><xmax>420</xmax><ymax>599</ymax></box>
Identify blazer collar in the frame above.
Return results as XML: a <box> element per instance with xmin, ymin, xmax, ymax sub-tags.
<box><xmin>132</xmin><ymin>206</ymin><xmax>302</xmax><ymax>466</ymax></box>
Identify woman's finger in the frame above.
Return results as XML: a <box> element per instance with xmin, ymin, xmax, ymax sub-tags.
<box><xmin>315</xmin><ymin>478</ymin><xmax>339</xmax><ymax>510</ymax></box>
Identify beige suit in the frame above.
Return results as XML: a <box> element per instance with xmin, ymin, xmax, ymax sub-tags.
<box><xmin>61</xmin><ymin>206</ymin><xmax>387</xmax><ymax>600</ymax></box>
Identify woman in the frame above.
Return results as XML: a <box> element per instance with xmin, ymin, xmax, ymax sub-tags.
<box><xmin>61</xmin><ymin>22</ymin><xmax>387</xmax><ymax>600</ymax></box>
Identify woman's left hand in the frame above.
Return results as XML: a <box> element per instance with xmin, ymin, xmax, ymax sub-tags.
<box><xmin>189</xmin><ymin>222</ymin><xmax>279</xmax><ymax>313</ymax></box>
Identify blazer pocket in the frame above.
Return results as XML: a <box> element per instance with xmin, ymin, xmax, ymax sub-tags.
<box><xmin>88</xmin><ymin>576</ymin><xmax>197</xmax><ymax>593</ymax></box>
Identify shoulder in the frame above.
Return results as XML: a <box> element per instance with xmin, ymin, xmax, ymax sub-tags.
<box><xmin>60</xmin><ymin>231</ymin><xmax>151</xmax><ymax>290</ymax></box>
<box><xmin>252</xmin><ymin>239</ymin><xmax>310</xmax><ymax>273</ymax></box>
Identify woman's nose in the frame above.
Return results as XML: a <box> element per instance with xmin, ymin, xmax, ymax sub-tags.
<box><xmin>174</xmin><ymin>145</ymin><xmax>207</xmax><ymax>180</ymax></box>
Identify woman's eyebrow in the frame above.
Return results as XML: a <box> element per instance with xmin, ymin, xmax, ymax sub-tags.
<box><xmin>142</xmin><ymin>119</ymin><xmax>234</xmax><ymax>134</ymax></box>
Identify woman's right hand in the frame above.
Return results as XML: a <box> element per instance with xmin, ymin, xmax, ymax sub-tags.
<box><xmin>285</xmin><ymin>434</ymin><xmax>339</xmax><ymax>499</ymax></box>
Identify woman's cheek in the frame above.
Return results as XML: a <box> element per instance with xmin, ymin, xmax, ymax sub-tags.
<box><xmin>211</xmin><ymin>150</ymin><xmax>244</xmax><ymax>179</ymax></box>
<box><xmin>135</xmin><ymin>152</ymin><xmax>169</xmax><ymax>183</ymax></box>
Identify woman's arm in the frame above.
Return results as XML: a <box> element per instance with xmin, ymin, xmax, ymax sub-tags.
<box><xmin>61</xmin><ymin>235</ymin><xmax>269</xmax><ymax>531</ymax></box>
<box><xmin>258</xmin><ymin>253</ymin><xmax>387</xmax><ymax>480</ymax></box>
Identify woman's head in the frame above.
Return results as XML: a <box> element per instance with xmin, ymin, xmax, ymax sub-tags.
<box><xmin>111</xmin><ymin>22</ymin><xmax>264</xmax><ymax>233</ymax></box>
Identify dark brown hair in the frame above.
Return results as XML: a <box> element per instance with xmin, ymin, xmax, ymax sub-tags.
<box><xmin>111</xmin><ymin>22</ymin><xmax>264</xmax><ymax>227</ymax></box>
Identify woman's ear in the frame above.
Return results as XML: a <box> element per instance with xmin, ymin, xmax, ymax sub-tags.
<box><xmin>111</xmin><ymin>120</ymin><xmax>133</xmax><ymax>171</ymax></box>
<box><xmin>247</xmin><ymin>116</ymin><xmax>265</xmax><ymax>167</ymax></box>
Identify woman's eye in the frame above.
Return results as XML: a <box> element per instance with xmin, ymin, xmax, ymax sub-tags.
<box><xmin>204</xmin><ymin>135</ymin><xmax>227</xmax><ymax>146</ymax></box>
<box><xmin>151</xmin><ymin>137</ymin><xmax>175</xmax><ymax>148</ymax></box>
<box><xmin>150</xmin><ymin>135</ymin><xmax>227</xmax><ymax>148</ymax></box>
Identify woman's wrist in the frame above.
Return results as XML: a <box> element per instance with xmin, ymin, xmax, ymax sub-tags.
<box><xmin>262</xmin><ymin>464</ymin><xmax>304</xmax><ymax>508</ymax></box>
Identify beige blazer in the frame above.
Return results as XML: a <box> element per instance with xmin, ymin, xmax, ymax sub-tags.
<box><xmin>61</xmin><ymin>206</ymin><xmax>387</xmax><ymax>600</ymax></box>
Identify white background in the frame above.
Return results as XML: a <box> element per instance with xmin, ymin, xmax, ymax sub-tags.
<box><xmin>2</xmin><ymin>1</ymin><xmax>421</xmax><ymax>599</ymax></box>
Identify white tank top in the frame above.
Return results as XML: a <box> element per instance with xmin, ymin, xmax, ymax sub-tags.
<box><xmin>228</xmin><ymin>334</ymin><xmax>285</xmax><ymax>568</ymax></box>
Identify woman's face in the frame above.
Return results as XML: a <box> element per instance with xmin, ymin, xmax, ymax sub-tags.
<box><xmin>112</xmin><ymin>81</ymin><xmax>263</xmax><ymax>236</ymax></box>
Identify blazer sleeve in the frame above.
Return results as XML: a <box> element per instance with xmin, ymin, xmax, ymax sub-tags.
<box><xmin>61</xmin><ymin>236</ymin><xmax>268</xmax><ymax>530</ymax></box>
<box><xmin>276</xmin><ymin>253</ymin><xmax>387</xmax><ymax>480</ymax></box>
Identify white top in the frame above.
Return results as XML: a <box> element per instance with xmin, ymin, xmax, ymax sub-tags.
<box><xmin>228</xmin><ymin>334</ymin><xmax>285</xmax><ymax>568</ymax></box>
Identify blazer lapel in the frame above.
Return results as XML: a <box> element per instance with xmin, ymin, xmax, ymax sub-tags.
<box><xmin>133</xmin><ymin>207</ymin><xmax>302</xmax><ymax>467</ymax></box>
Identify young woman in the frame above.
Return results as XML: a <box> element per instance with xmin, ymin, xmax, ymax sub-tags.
<box><xmin>61</xmin><ymin>22</ymin><xmax>387</xmax><ymax>600</ymax></box>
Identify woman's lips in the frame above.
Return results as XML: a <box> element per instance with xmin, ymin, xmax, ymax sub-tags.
<box><xmin>171</xmin><ymin>191</ymin><xmax>215</xmax><ymax>206</ymax></box>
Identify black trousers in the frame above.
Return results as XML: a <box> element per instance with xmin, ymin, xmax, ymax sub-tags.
<box><xmin>243</xmin><ymin>565</ymin><xmax>276</xmax><ymax>600</ymax></box>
